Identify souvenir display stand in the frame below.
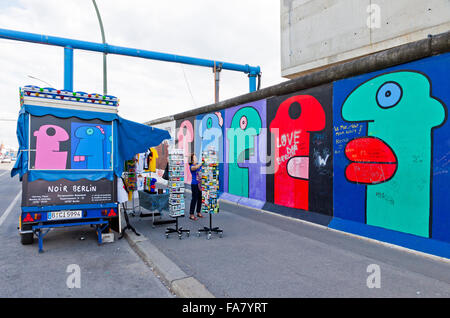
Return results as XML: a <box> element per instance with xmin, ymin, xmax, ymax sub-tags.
<box><xmin>120</xmin><ymin>174</ymin><xmax>172</xmax><ymax>232</ymax></box>
<box><xmin>118</xmin><ymin>202</ymin><xmax>140</xmax><ymax>239</ymax></box>
<box><xmin>165</xmin><ymin>148</ymin><xmax>190</xmax><ymax>239</ymax></box>
<box><xmin>119</xmin><ymin>160</ymin><xmax>141</xmax><ymax>239</ymax></box>
<box><xmin>118</xmin><ymin>174</ymin><xmax>141</xmax><ymax>239</ymax></box>
<box><xmin>198</xmin><ymin>148</ymin><xmax>223</xmax><ymax>239</ymax></box>
<box><xmin>122</xmin><ymin>152</ymin><xmax>173</xmax><ymax>227</ymax></box>
<box><xmin>137</xmin><ymin>171</ymin><xmax>164</xmax><ymax>220</ymax></box>
<box><xmin>123</xmin><ymin>160</ymin><xmax>138</xmax><ymax>215</ymax></box>
<box><xmin>123</xmin><ymin>155</ymin><xmax>156</xmax><ymax>216</ymax></box>
<box><xmin>138</xmin><ymin>190</ymin><xmax>171</xmax><ymax>226</ymax></box>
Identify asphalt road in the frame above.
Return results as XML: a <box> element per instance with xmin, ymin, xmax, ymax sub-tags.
<box><xmin>0</xmin><ymin>163</ymin><xmax>173</xmax><ymax>298</ymax></box>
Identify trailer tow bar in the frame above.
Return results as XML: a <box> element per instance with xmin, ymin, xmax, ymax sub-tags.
<box><xmin>32</xmin><ymin>219</ymin><xmax>109</xmax><ymax>253</ymax></box>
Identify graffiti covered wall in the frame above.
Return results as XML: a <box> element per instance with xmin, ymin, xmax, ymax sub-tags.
<box><xmin>195</xmin><ymin>111</ymin><xmax>225</xmax><ymax>191</ymax></box>
<box><xmin>333</xmin><ymin>53</ymin><xmax>449</xmax><ymax>243</ymax></box>
<box><xmin>224</xmin><ymin>100</ymin><xmax>267</xmax><ymax>202</ymax></box>
<box><xmin>160</xmin><ymin>52</ymin><xmax>449</xmax><ymax>254</ymax></box>
<box><xmin>176</xmin><ymin>117</ymin><xmax>195</xmax><ymax>184</ymax></box>
<box><xmin>266</xmin><ymin>84</ymin><xmax>333</xmax><ymax>215</ymax></box>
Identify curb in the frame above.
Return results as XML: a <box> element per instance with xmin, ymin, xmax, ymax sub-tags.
<box><xmin>124</xmin><ymin>230</ymin><xmax>215</xmax><ymax>298</ymax></box>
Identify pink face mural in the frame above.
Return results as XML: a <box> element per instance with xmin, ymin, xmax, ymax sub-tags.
<box><xmin>176</xmin><ymin>120</ymin><xmax>194</xmax><ymax>184</ymax></box>
<box><xmin>33</xmin><ymin>124</ymin><xmax>69</xmax><ymax>169</ymax></box>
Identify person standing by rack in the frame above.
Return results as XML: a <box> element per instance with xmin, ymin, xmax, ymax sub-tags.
<box><xmin>188</xmin><ymin>153</ymin><xmax>204</xmax><ymax>220</ymax></box>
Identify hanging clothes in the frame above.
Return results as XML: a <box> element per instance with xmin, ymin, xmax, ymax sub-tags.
<box><xmin>137</xmin><ymin>175</ymin><xmax>144</xmax><ymax>191</ymax></box>
<box><xmin>117</xmin><ymin>177</ymin><xmax>129</xmax><ymax>203</ymax></box>
<box><xmin>149</xmin><ymin>147</ymin><xmax>158</xmax><ymax>172</ymax></box>
<box><xmin>136</xmin><ymin>153</ymin><xmax>145</xmax><ymax>173</ymax></box>
<box><xmin>144</xmin><ymin>149</ymin><xmax>151</xmax><ymax>171</ymax></box>
<box><xmin>124</xmin><ymin>159</ymin><xmax>137</xmax><ymax>191</ymax></box>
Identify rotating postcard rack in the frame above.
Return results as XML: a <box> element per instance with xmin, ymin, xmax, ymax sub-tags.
<box><xmin>119</xmin><ymin>159</ymin><xmax>140</xmax><ymax>238</ymax></box>
<box><xmin>123</xmin><ymin>159</ymin><xmax>138</xmax><ymax>214</ymax></box>
<box><xmin>198</xmin><ymin>147</ymin><xmax>223</xmax><ymax>239</ymax></box>
<box><xmin>166</xmin><ymin>148</ymin><xmax>190</xmax><ymax>239</ymax></box>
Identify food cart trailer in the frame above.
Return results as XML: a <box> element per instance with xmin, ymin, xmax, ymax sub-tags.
<box><xmin>12</xmin><ymin>85</ymin><xmax>170</xmax><ymax>252</ymax></box>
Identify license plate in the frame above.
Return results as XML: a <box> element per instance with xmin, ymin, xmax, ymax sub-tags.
<box><xmin>47</xmin><ymin>210</ymin><xmax>83</xmax><ymax>220</ymax></box>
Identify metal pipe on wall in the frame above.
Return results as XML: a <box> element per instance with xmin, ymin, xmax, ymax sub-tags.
<box><xmin>0</xmin><ymin>28</ymin><xmax>261</xmax><ymax>92</ymax></box>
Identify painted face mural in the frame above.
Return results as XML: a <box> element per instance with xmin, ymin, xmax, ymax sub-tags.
<box><xmin>226</xmin><ymin>106</ymin><xmax>262</xmax><ymax>198</ymax></box>
<box><xmin>198</xmin><ymin>112</ymin><xmax>223</xmax><ymax>155</ymax></box>
<box><xmin>196</xmin><ymin>112</ymin><xmax>224</xmax><ymax>190</ymax></box>
<box><xmin>176</xmin><ymin>119</ymin><xmax>194</xmax><ymax>184</ymax></box>
<box><xmin>73</xmin><ymin>125</ymin><xmax>106</xmax><ymax>169</ymax></box>
<box><xmin>341</xmin><ymin>71</ymin><xmax>446</xmax><ymax>237</ymax></box>
<box><xmin>269</xmin><ymin>95</ymin><xmax>326</xmax><ymax>210</ymax></box>
<box><xmin>33</xmin><ymin>124</ymin><xmax>69</xmax><ymax>169</ymax></box>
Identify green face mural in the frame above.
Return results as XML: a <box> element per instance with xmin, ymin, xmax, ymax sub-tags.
<box><xmin>342</xmin><ymin>71</ymin><xmax>446</xmax><ymax>237</ymax></box>
<box><xmin>227</xmin><ymin>107</ymin><xmax>262</xmax><ymax>197</ymax></box>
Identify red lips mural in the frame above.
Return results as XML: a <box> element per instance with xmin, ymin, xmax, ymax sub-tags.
<box><xmin>344</xmin><ymin>137</ymin><xmax>397</xmax><ymax>184</ymax></box>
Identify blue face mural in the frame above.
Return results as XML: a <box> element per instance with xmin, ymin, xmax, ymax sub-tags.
<box><xmin>195</xmin><ymin>112</ymin><xmax>224</xmax><ymax>191</ymax></box>
<box><xmin>197</xmin><ymin>112</ymin><xmax>223</xmax><ymax>156</ymax></box>
<box><xmin>71</xmin><ymin>122</ymin><xmax>112</xmax><ymax>170</ymax></box>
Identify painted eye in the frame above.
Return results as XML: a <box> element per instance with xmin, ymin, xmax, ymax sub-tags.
<box><xmin>240</xmin><ymin>116</ymin><xmax>248</xmax><ymax>130</ymax></box>
<box><xmin>288</xmin><ymin>101</ymin><xmax>302</xmax><ymax>120</ymax></box>
<box><xmin>86</xmin><ymin>128</ymin><xmax>94</xmax><ymax>135</ymax></box>
<box><xmin>207</xmin><ymin>117</ymin><xmax>213</xmax><ymax>129</ymax></box>
<box><xmin>46</xmin><ymin>127</ymin><xmax>56</xmax><ymax>136</ymax></box>
<box><xmin>376</xmin><ymin>82</ymin><xmax>402</xmax><ymax>108</ymax></box>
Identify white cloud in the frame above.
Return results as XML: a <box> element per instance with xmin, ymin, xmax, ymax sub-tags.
<box><xmin>0</xmin><ymin>0</ymin><xmax>286</xmax><ymax>148</ymax></box>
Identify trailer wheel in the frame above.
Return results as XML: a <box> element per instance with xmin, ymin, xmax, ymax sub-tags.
<box><xmin>20</xmin><ymin>224</ymin><xmax>34</xmax><ymax>245</ymax></box>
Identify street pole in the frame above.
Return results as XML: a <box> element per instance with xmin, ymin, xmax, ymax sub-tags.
<box><xmin>92</xmin><ymin>0</ymin><xmax>107</xmax><ymax>95</ymax></box>
<box><xmin>64</xmin><ymin>46</ymin><xmax>73</xmax><ymax>91</ymax></box>
<box><xmin>213</xmin><ymin>61</ymin><xmax>222</xmax><ymax>103</ymax></box>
